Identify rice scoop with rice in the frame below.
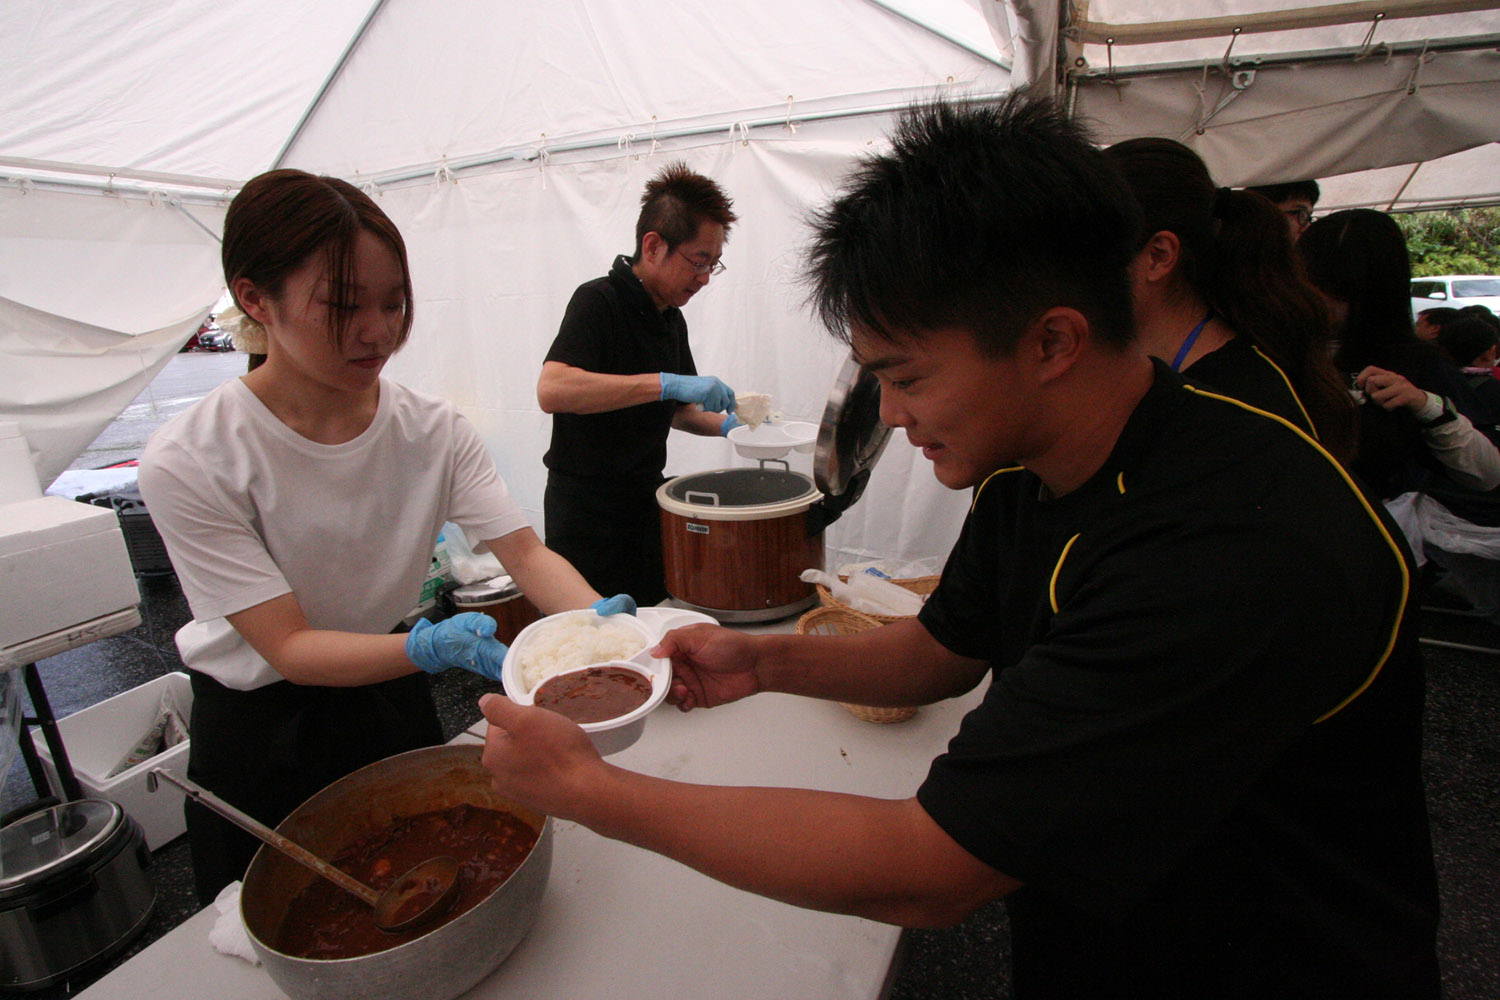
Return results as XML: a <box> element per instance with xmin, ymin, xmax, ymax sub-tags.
<box><xmin>516</xmin><ymin>613</ymin><xmax>648</xmax><ymax>693</ymax></box>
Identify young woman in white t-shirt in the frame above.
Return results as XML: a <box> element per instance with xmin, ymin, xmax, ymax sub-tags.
<box><xmin>138</xmin><ymin>169</ymin><xmax>633</xmax><ymax>903</ymax></box>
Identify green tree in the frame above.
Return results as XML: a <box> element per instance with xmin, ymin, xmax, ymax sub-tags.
<box><xmin>1397</xmin><ymin>207</ymin><xmax>1500</xmax><ymax>276</ymax></box>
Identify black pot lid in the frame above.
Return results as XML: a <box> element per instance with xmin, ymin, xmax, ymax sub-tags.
<box><xmin>814</xmin><ymin>353</ymin><xmax>892</xmax><ymax>506</ymax></box>
<box><xmin>0</xmin><ymin>799</ymin><xmax>124</xmax><ymax>894</ymax></box>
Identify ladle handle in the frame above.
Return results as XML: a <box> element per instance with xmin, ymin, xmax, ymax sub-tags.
<box><xmin>149</xmin><ymin>768</ymin><xmax>379</xmax><ymax>906</ymax></box>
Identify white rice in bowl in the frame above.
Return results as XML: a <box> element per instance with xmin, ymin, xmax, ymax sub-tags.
<box><xmin>517</xmin><ymin>614</ymin><xmax>648</xmax><ymax>693</ymax></box>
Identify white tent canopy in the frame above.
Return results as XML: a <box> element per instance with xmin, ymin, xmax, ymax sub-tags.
<box><xmin>3</xmin><ymin>0</ymin><xmax>1499</xmax><ymax>570</ymax></box>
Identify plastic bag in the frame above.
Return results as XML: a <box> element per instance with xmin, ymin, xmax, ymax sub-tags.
<box><xmin>801</xmin><ymin>569</ymin><xmax>926</xmax><ymax>617</ymax></box>
<box><xmin>1417</xmin><ymin>495</ymin><xmax>1500</xmax><ymax>560</ymax></box>
<box><xmin>106</xmin><ymin>681</ymin><xmax>190</xmax><ymax>778</ymax></box>
<box><xmin>441</xmin><ymin>522</ymin><xmax>506</xmax><ymax>585</ymax></box>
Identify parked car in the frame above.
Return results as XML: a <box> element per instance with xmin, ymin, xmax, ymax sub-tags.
<box><xmin>1410</xmin><ymin>274</ymin><xmax>1500</xmax><ymax>321</ymax></box>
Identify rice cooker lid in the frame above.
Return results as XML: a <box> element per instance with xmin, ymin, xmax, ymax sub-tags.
<box><xmin>660</xmin><ymin>468</ymin><xmax>819</xmax><ymax>519</ymax></box>
<box><xmin>814</xmin><ymin>353</ymin><xmax>892</xmax><ymax>506</ymax></box>
<box><xmin>452</xmin><ymin>574</ymin><xmax>520</xmax><ymax>604</ymax></box>
<box><xmin>0</xmin><ymin>799</ymin><xmax>126</xmax><ymax>896</ymax></box>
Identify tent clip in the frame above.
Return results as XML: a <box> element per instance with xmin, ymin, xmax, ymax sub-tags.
<box><xmin>1407</xmin><ymin>38</ymin><xmax>1432</xmax><ymax>94</ymax></box>
<box><xmin>434</xmin><ymin>155</ymin><xmax>457</xmax><ymax>185</ymax></box>
<box><xmin>1356</xmin><ymin>14</ymin><xmax>1386</xmax><ymax>60</ymax></box>
<box><xmin>730</xmin><ymin>121</ymin><xmax>750</xmax><ymax>147</ymax></box>
<box><xmin>1220</xmin><ymin>27</ymin><xmax>1242</xmax><ymax>71</ymax></box>
<box><xmin>783</xmin><ymin>95</ymin><xmax>798</xmax><ymax>134</ymax></box>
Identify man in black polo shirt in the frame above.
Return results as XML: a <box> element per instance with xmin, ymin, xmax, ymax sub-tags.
<box><xmin>538</xmin><ymin>162</ymin><xmax>741</xmax><ymax>605</ymax></box>
<box><xmin>485</xmin><ymin>97</ymin><xmax>1440</xmax><ymax>997</ymax></box>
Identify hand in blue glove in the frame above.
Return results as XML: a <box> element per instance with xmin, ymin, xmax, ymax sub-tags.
<box><xmin>719</xmin><ymin>413</ymin><xmax>742</xmax><ymax>437</ymax></box>
<box><xmin>406</xmin><ymin>612</ymin><xmax>507</xmax><ymax>682</ymax></box>
<box><xmin>660</xmin><ymin>373</ymin><xmax>735</xmax><ymax>413</ymax></box>
<box><xmin>591</xmin><ymin>594</ymin><xmax>637</xmax><ymax>617</ymax></box>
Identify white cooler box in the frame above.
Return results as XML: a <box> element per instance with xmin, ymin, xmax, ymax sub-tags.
<box><xmin>32</xmin><ymin>672</ymin><xmax>193</xmax><ymax>851</ymax></box>
<box><xmin>0</xmin><ymin>496</ymin><xmax>140</xmax><ymax>650</ymax></box>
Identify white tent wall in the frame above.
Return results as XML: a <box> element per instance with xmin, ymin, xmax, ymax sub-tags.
<box><xmin>370</xmin><ymin>119</ymin><xmax>976</xmax><ymax>571</ymax></box>
<box><xmin>0</xmin><ymin>184</ymin><xmax>227</xmax><ymax>484</ymax></box>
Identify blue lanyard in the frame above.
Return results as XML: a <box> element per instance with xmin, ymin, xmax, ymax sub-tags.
<box><xmin>1170</xmin><ymin>312</ymin><xmax>1214</xmax><ymax>372</ymax></box>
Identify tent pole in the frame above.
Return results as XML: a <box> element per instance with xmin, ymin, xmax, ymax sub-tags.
<box><xmin>358</xmin><ymin>93</ymin><xmax>1010</xmax><ymax>191</ymax></box>
<box><xmin>270</xmin><ymin>0</ymin><xmax>392</xmax><ymax>170</ymax></box>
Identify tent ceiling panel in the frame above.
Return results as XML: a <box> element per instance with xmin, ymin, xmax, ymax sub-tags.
<box><xmin>279</xmin><ymin>0</ymin><xmax>1009</xmax><ymax>181</ymax></box>
<box><xmin>1072</xmin><ymin>44</ymin><xmax>1500</xmax><ymax>185</ymax></box>
<box><xmin>1319</xmin><ymin>140</ymin><xmax>1500</xmax><ymax>211</ymax></box>
<box><xmin>1</xmin><ymin>0</ymin><xmax>374</xmax><ymax>184</ymax></box>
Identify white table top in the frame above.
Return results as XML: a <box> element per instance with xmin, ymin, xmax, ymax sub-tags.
<box><xmin>80</xmin><ymin>608</ymin><xmax>983</xmax><ymax>1000</ymax></box>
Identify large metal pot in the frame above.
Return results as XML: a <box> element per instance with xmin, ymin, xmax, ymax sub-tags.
<box><xmin>239</xmin><ymin>745</ymin><xmax>552</xmax><ymax>1000</ymax></box>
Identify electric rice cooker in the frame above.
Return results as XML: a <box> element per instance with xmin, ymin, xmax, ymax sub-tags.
<box><xmin>657</xmin><ymin>354</ymin><xmax>893</xmax><ymax>622</ymax></box>
<box><xmin>0</xmin><ymin>798</ymin><xmax>154</xmax><ymax>991</ymax></box>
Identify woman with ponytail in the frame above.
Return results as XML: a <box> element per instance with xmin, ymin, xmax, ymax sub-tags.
<box><xmin>1104</xmin><ymin>138</ymin><xmax>1358</xmax><ymax>465</ymax></box>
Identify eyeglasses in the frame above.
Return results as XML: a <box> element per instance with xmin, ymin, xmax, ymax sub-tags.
<box><xmin>674</xmin><ymin>249</ymin><xmax>726</xmax><ymax>276</ymax></box>
<box><xmin>1283</xmin><ymin>206</ymin><xmax>1314</xmax><ymax>229</ymax></box>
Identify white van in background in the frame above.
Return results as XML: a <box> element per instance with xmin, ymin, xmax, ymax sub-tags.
<box><xmin>1411</xmin><ymin>275</ymin><xmax>1500</xmax><ymax>321</ymax></box>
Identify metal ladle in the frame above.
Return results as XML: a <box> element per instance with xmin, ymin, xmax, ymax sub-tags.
<box><xmin>148</xmin><ymin>768</ymin><xmax>461</xmax><ymax>933</ymax></box>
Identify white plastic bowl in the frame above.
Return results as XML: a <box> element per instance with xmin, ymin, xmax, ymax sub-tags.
<box><xmin>727</xmin><ymin>420</ymin><xmax>818</xmax><ymax>460</ymax></box>
<box><xmin>501</xmin><ymin>611</ymin><xmax>670</xmax><ymax>755</ymax></box>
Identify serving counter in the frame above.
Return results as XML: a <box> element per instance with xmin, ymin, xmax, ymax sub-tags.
<box><xmin>78</xmin><ymin>613</ymin><xmax>984</xmax><ymax>1000</ymax></box>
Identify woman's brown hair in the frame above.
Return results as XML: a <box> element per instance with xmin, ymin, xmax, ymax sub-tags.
<box><xmin>1105</xmin><ymin>138</ymin><xmax>1357</xmax><ymax>464</ymax></box>
<box><xmin>223</xmin><ymin>169</ymin><xmax>415</xmax><ymax>356</ymax></box>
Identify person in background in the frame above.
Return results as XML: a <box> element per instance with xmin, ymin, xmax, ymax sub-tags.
<box><xmin>1414</xmin><ymin>305</ymin><xmax>1460</xmax><ymax>342</ymax></box>
<box><xmin>139</xmin><ymin>169</ymin><xmax>633</xmax><ymax>904</ymax></box>
<box><xmin>1106</xmin><ymin>138</ymin><xmax>1356</xmax><ymax>464</ymax></box>
<box><xmin>1300</xmin><ymin>209</ymin><xmax>1500</xmax><ymax>500</ymax></box>
<box><xmin>1245</xmin><ymin>178</ymin><xmax>1320</xmax><ymax>239</ymax></box>
<box><xmin>1437</xmin><ymin>316</ymin><xmax>1500</xmax><ymax>372</ymax></box>
<box><xmin>1459</xmin><ymin>303</ymin><xmax>1500</xmax><ymax>335</ymax></box>
<box><xmin>479</xmin><ymin>97</ymin><xmax>1439</xmax><ymax>999</ymax></box>
<box><xmin>538</xmin><ymin>162</ymin><xmax>741</xmax><ymax>606</ymax></box>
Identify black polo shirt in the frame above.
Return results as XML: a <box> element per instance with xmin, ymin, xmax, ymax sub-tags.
<box><xmin>543</xmin><ymin>254</ymin><xmax>697</xmax><ymax>486</ymax></box>
<box><xmin>916</xmin><ymin>360</ymin><xmax>1439</xmax><ymax>998</ymax></box>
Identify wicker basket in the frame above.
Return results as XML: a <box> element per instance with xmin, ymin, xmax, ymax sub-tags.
<box><xmin>814</xmin><ymin>574</ymin><xmax>939</xmax><ymax>625</ymax></box>
<box><xmin>795</xmin><ymin>605</ymin><xmax>919</xmax><ymax>724</ymax></box>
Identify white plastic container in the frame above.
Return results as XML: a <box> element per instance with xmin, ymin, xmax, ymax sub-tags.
<box><xmin>727</xmin><ymin>420</ymin><xmax>818</xmax><ymax>460</ymax></box>
<box><xmin>32</xmin><ymin>672</ymin><xmax>193</xmax><ymax>850</ymax></box>
<box><xmin>501</xmin><ymin>608</ymin><xmax>710</xmax><ymax>755</ymax></box>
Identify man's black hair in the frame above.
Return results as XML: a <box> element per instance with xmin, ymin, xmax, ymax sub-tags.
<box><xmin>1416</xmin><ymin>306</ymin><xmax>1460</xmax><ymax>328</ymax></box>
<box><xmin>1245</xmin><ymin>179</ymin><xmax>1321</xmax><ymax>207</ymax></box>
<box><xmin>804</xmin><ymin>94</ymin><xmax>1141</xmax><ymax>354</ymax></box>
<box><xmin>1437</xmin><ymin>316</ymin><xmax>1500</xmax><ymax>367</ymax></box>
<box><xmin>633</xmin><ymin>161</ymin><xmax>737</xmax><ymax>260</ymax></box>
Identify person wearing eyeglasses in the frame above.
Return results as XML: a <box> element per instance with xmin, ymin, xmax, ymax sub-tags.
<box><xmin>1245</xmin><ymin>178</ymin><xmax>1320</xmax><ymax>239</ymax></box>
<box><xmin>538</xmin><ymin>161</ymin><xmax>741</xmax><ymax>605</ymax></box>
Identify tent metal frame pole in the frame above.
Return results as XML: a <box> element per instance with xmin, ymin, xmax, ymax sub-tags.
<box><xmin>1068</xmin><ymin>31</ymin><xmax>1500</xmax><ymax>81</ymax></box>
<box><xmin>1073</xmin><ymin>0</ymin><xmax>1500</xmax><ymax>46</ymax></box>
<box><xmin>270</xmin><ymin>0</ymin><xmax>391</xmax><ymax>170</ymax></box>
<box><xmin>360</xmin><ymin>92</ymin><xmax>1008</xmax><ymax>191</ymax></box>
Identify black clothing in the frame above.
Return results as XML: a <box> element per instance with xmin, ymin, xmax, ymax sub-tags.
<box><xmin>915</xmin><ymin>360</ymin><xmax>1439</xmax><ymax>999</ymax></box>
<box><xmin>544</xmin><ymin>474</ymin><xmax>669</xmax><ymax>606</ymax></box>
<box><xmin>543</xmin><ymin>255</ymin><xmax>697</xmax><ymax>484</ymax></box>
<box><xmin>541</xmin><ymin>255</ymin><xmax>698</xmax><ymax>601</ymax></box>
<box><xmin>1184</xmin><ymin>334</ymin><xmax>1316</xmax><ymax>437</ymax></box>
<box><xmin>184</xmin><ymin>669</ymin><xmax>442</xmax><ymax>904</ymax></box>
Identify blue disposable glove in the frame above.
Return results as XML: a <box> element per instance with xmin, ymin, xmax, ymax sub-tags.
<box><xmin>406</xmin><ymin>612</ymin><xmax>507</xmax><ymax>682</ymax></box>
<box><xmin>660</xmin><ymin>373</ymin><xmax>736</xmax><ymax>413</ymax></box>
<box><xmin>719</xmin><ymin>413</ymin><xmax>742</xmax><ymax>437</ymax></box>
<box><xmin>591</xmin><ymin>594</ymin><xmax>637</xmax><ymax>617</ymax></box>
